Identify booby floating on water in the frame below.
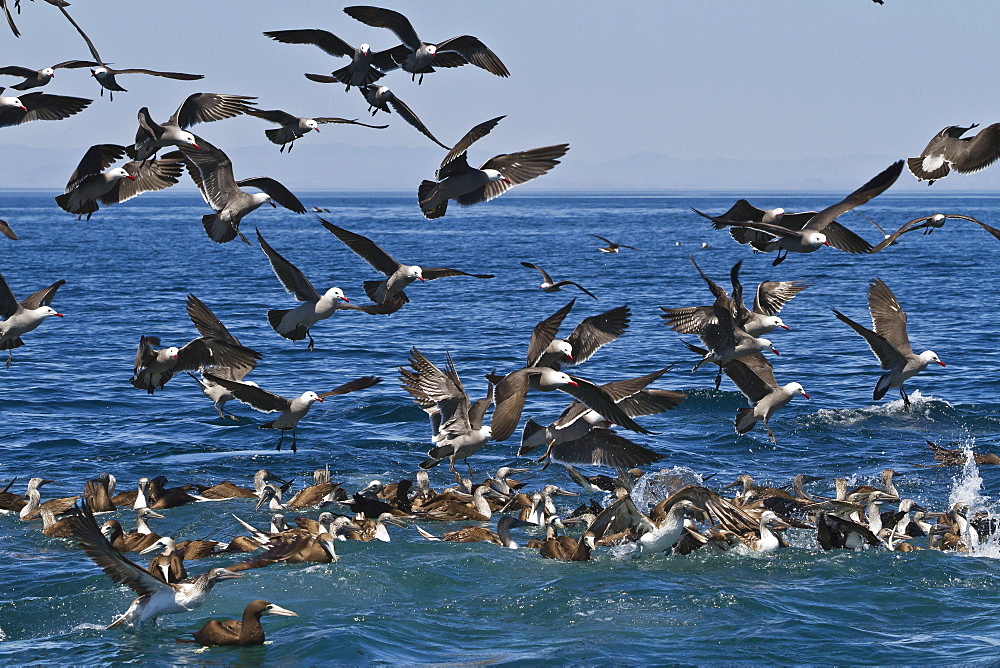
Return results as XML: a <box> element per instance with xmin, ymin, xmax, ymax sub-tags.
<box><xmin>179</xmin><ymin>600</ymin><xmax>297</xmax><ymax>646</ymax></box>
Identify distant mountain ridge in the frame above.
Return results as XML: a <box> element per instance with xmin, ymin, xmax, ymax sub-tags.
<box><xmin>2</xmin><ymin>143</ymin><xmax>995</xmax><ymax>192</ymax></box>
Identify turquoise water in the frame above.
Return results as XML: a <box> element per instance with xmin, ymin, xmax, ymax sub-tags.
<box><xmin>1</xmin><ymin>191</ymin><xmax>999</xmax><ymax>664</ymax></box>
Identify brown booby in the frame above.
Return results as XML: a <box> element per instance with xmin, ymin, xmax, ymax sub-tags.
<box><xmin>180</xmin><ymin>600</ymin><xmax>297</xmax><ymax>646</ymax></box>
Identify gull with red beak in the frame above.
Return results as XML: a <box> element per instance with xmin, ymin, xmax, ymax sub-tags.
<box><xmin>0</xmin><ymin>86</ymin><xmax>91</xmax><ymax>127</ymax></box>
<box><xmin>321</xmin><ymin>219</ymin><xmax>494</xmax><ymax>306</ymax></box>
<box><xmin>418</xmin><ymin>116</ymin><xmax>569</xmax><ymax>219</ymax></box>
<box><xmin>265</xmin><ymin>28</ymin><xmax>397</xmax><ymax>90</ymax></box>
<box><xmin>130</xmin><ymin>295</ymin><xmax>261</xmax><ymax>394</ymax></box>
<box><xmin>245</xmin><ymin>107</ymin><xmax>387</xmax><ymax>152</ymax></box>
<box><xmin>343</xmin><ymin>5</ymin><xmax>509</xmax><ymax>84</ymax></box>
<box><xmin>0</xmin><ymin>275</ymin><xmax>65</xmax><ymax>369</ymax></box>
<box><xmin>487</xmin><ymin>366</ymin><xmax>652</xmax><ymax>443</ymax></box>
<box><xmin>203</xmin><ymin>373</ymin><xmax>382</xmax><ymax>452</ymax></box>
<box><xmin>0</xmin><ymin>60</ymin><xmax>98</xmax><ymax>90</ymax></box>
<box><xmin>131</xmin><ymin>92</ymin><xmax>257</xmax><ymax>161</ymax></box>
<box><xmin>175</xmin><ymin>135</ymin><xmax>306</xmax><ymax>244</ymax></box>
<box><xmin>256</xmin><ymin>228</ymin><xmax>395</xmax><ymax>351</ymax></box>
<box><xmin>721</xmin><ymin>353</ymin><xmax>809</xmax><ymax>444</ymax></box>
<box><xmin>699</xmin><ymin>161</ymin><xmax>904</xmax><ymax>265</ymax></box>
<box><xmin>525</xmin><ymin>299</ymin><xmax>630</xmax><ymax>370</ymax></box>
<box><xmin>833</xmin><ymin>278</ymin><xmax>945</xmax><ymax>410</ymax></box>
<box><xmin>55</xmin><ymin>144</ymin><xmax>183</xmax><ymax>220</ymax></box>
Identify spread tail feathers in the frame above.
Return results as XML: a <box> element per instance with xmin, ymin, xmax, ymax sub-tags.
<box><xmin>418</xmin><ymin>180</ymin><xmax>447</xmax><ymax>219</ymax></box>
<box><xmin>734</xmin><ymin>407</ymin><xmax>758</xmax><ymax>434</ymax></box>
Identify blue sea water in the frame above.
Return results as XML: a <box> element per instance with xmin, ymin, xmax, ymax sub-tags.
<box><xmin>1</xmin><ymin>189</ymin><xmax>999</xmax><ymax>665</ymax></box>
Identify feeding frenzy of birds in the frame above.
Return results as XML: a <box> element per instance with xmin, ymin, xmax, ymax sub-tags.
<box><xmin>3</xmin><ymin>2</ymin><xmax>1000</xmax><ymax>662</ymax></box>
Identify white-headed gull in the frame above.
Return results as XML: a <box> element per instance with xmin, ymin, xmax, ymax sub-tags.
<box><xmin>832</xmin><ymin>278</ymin><xmax>945</xmax><ymax>410</ymax></box>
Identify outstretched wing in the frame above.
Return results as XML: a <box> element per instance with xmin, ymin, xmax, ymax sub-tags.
<box><xmin>831</xmin><ymin>308</ymin><xmax>904</xmax><ymax>371</ymax></box>
<box><xmin>320</xmin><ymin>219</ymin><xmax>400</xmax><ymax>276</ymax></box>
<box><xmin>255</xmin><ymin>228</ymin><xmax>319</xmax><ymax>303</ymax></box>
<box><xmin>526</xmin><ymin>299</ymin><xmax>575</xmax><ymax>367</ymax></box>
<box><xmin>203</xmin><ymin>373</ymin><xmax>290</xmax><ymax>413</ymax></box>
<box><xmin>866</xmin><ymin>278</ymin><xmax>912</xmax><ymax>356</ymax></box>
<box><xmin>317</xmin><ymin>375</ymin><xmax>382</xmax><ymax>399</ymax></box>
<box><xmin>19</xmin><ymin>279</ymin><xmax>65</xmax><ymax>310</ymax></box>
<box><xmin>236</xmin><ymin>177</ymin><xmax>306</xmax><ymax>213</ymax></box>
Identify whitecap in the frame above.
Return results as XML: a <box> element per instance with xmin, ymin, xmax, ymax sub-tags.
<box><xmin>805</xmin><ymin>390</ymin><xmax>952</xmax><ymax>427</ymax></box>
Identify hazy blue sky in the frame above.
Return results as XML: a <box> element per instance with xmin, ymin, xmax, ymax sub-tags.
<box><xmin>2</xmin><ymin>1</ymin><xmax>998</xmax><ymax>190</ymax></box>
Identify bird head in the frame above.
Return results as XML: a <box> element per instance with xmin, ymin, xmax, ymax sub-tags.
<box><xmin>789</xmin><ymin>382</ymin><xmax>810</xmax><ymax>400</ymax></box>
<box><xmin>770</xmin><ymin>316</ymin><xmax>790</xmax><ymax>331</ymax></box>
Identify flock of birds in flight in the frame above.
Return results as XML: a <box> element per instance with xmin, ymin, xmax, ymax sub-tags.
<box><xmin>2</xmin><ymin>0</ymin><xmax>1000</xmax><ymax>648</ymax></box>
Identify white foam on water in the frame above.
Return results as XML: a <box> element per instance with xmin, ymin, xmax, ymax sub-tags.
<box><xmin>807</xmin><ymin>390</ymin><xmax>951</xmax><ymax>427</ymax></box>
<box><xmin>944</xmin><ymin>436</ymin><xmax>1000</xmax><ymax>559</ymax></box>
<box><xmin>630</xmin><ymin>466</ymin><xmax>704</xmax><ymax>514</ymax></box>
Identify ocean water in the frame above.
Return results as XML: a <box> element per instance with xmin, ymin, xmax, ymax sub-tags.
<box><xmin>1</xmin><ymin>190</ymin><xmax>999</xmax><ymax>664</ymax></box>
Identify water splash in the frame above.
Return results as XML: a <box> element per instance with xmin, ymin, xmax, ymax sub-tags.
<box><xmin>807</xmin><ymin>390</ymin><xmax>952</xmax><ymax>427</ymax></box>
<box><xmin>630</xmin><ymin>466</ymin><xmax>704</xmax><ymax>514</ymax></box>
<box><xmin>943</xmin><ymin>436</ymin><xmax>1000</xmax><ymax>559</ymax></box>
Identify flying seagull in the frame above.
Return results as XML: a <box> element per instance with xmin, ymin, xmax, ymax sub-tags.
<box><xmin>721</xmin><ymin>352</ymin><xmax>809</xmax><ymax>445</ymax></box>
<box><xmin>487</xmin><ymin>366</ymin><xmax>654</xmax><ymax>443</ymax></box>
<box><xmin>322</xmin><ymin>218</ymin><xmax>494</xmax><ymax>305</ymax></box>
<box><xmin>520</xmin><ymin>262</ymin><xmax>596</xmax><ymax>300</ymax></box>
<box><xmin>590</xmin><ymin>234</ymin><xmax>640</xmax><ymax>253</ymax></box>
<box><xmin>869</xmin><ymin>213</ymin><xmax>1000</xmax><ymax>252</ymax></box>
<box><xmin>832</xmin><ymin>278</ymin><xmax>944</xmax><ymax>410</ymax></box>
<box><xmin>59</xmin><ymin>6</ymin><xmax>202</xmax><ymax>100</ymax></box>
<box><xmin>245</xmin><ymin>107</ymin><xmax>387</xmax><ymax>152</ymax></box>
<box><xmin>694</xmin><ymin>161</ymin><xmax>903</xmax><ymax>265</ymax></box>
<box><xmin>0</xmin><ymin>86</ymin><xmax>91</xmax><ymax>128</ymax></box>
<box><xmin>343</xmin><ymin>5</ymin><xmax>509</xmax><ymax>84</ymax></box>
<box><xmin>203</xmin><ymin>373</ymin><xmax>382</xmax><ymax>452</ymax></box>
<box><xmin>176</xmin><ymin>135</ymin><xmax>306</xmax><ymax>244</ymax></box>
<box><xmin>418</xmin><ymin>116</ymin><xmax>569</xmax><ymax>219</ymax></box>
<box><xmin>256</xmin><ymin>228</ymin><xmax>394</xmax><ymax>351</ymax></box>
<box><xmin>56</xmin><ymin>144</ymin><xmax>184</xmax><ymax>220</ymax></box>
<box><xmin>0</xmin><ymin>59</ymin><xmax>98</xmax><ymax>90</ymax></box>
<box><xmin>130</xmin><ymin>294</ymin><xmax>262</xmax><ymax>394</ymax></box>
<box><xmin>525</xmin><ymin>299</ymin><xmax>630</xmax><ymax>369</ymax></box>
<box><xmin>0</xmin><ymin>275</ymin><xmax>64</xmax><ymax>369</ymax></box>
<box><xmin>67</xmin><ymin>500</ymin><xmax>242</xmax><ymax>630</ymax></box>
<box><xmin>907</xmin><ymin>123</ymin><xmax>1000</xmax><ymax>184</ymax></box>
<box><xmin>358</xmin><ymin>85</ymin><xmax>449</xmax><ymax>149</ymax></box>
<box><xmin>399</xmin><ymin>347</ymin><xmax>493</xmax><ymax>473</ymax></box>
<box><xmin>264</xmin><ymin>28</ymin><xmax>397</xmax><ymax>90</ymax></box>
<box><xmin>131</xmin><ymin>92</ymin><xmax>257</xmax><ymax>161</ymax></box>
<box><xmin>661</xmin><ymin>256</ymin><xmax>807</xmax><ymax>339</ymax></box>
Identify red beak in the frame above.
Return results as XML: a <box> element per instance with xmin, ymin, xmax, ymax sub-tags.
<box><xmin>780</xmin><ymin>325</ymin><xmax>790</xmax><ymax>330</ymax></box>
<box><xmin>771</xmin><ymin>347</ymin><xmax>780</xmax><ymax>355</ymax></box>
<box><xmin>269</xmin><ymin>201</ymin><xmax>277</xmax><ymax>208</ymax></box>
<box><xmin>191</xmin><ymin>143</ymin><xmax>200</xmax><ymax>149</ymax></box>
<box><xmin>316</xmin><ymin>397</ymin><xmax>324</xmax><ymax>402</ymax></box>
<box><xmin>54</xmin><ymin>312</ymin><xmax>64</xmax><ymax>317</ymax></box>
<box><xmin>126</xmin><ymin>175</ymin><xmax>136</xmax><ymax>181</ymax></box>
<box><xmin>418</xmin><ymin>277</ymin><xmax>425</xmax><ymax>282</ymax></box>
<box><xmin>566</xmin><ymin>354</ymin><xmax>574</xmax><ymax>361</ymax></box>
<box><xmin>19</xmin><ymin>105</ymin><xmax>27</xmax><ymax>111</ymax></box>
<box><xmin>801</xmin><ymin>392</ymin><xmax>811</xmax><ymax>400</ymax></box>
<box><xmin>567</xmin><ymin>380</ymin><xmax>579</xmax><ymax>387</ymax></box>
<box><xmin>937</xmin><ymin>361</ymin><xmax>946</xmax><ymax>367</ymax></box>
<box><xmin>823</xmin><ymin>241</ymin><xmax>830</xmax><ymax>246</ymax></box>
<box><xmin>314</xmin><ymin>127</ymin><xmax>321</xmax><ymax>133</ymax></box>
<box><xmin>341</xmin><ymin>296</ymin><xmax>350</xmax><ymax>303</ymax></box>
